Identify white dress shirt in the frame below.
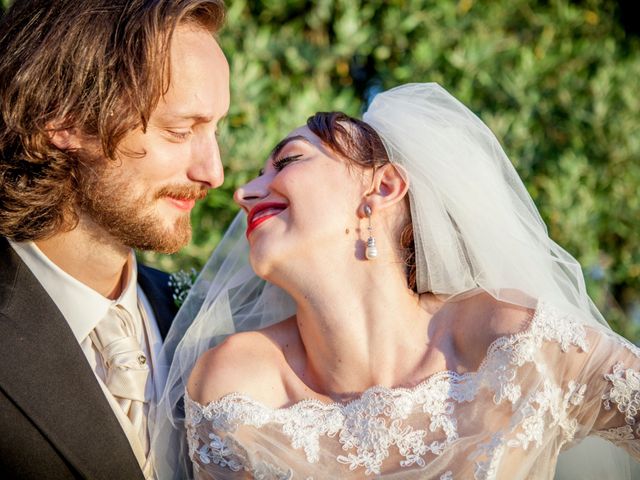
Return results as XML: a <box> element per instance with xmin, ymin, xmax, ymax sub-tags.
<box><xmin>8</xmin><ymin>240</ymin><xmax>166</xmax><ymax>471</ymax></box>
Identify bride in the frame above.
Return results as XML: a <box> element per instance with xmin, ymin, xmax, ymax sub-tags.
<box><xmin>152</xmin><ymin>84</ymin><xmax>640</xmax><ymax>479</ymax></box>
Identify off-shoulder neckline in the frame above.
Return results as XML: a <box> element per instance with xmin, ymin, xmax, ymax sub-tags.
<box><xmin>184</xmin><ymin>300</ymin><xmax>555</xmax><ymax>414</ymax></box>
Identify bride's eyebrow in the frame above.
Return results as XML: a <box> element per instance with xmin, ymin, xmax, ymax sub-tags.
<box><xmin>269</xmin><ymin>135</ymin><xmax>313</xmax><ymax>160</ymax></box>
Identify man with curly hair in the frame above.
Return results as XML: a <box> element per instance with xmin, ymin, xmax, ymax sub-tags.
<box><xmin>0</xmin><ymin>0</ymin><xmax>229</xmax><ymax>478</ymax></box>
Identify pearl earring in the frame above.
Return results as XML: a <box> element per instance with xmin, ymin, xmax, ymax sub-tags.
<box><xmin>364</xmin><ymin>205</ymin><xmax>378</xmax><ymax>260</ymax></box>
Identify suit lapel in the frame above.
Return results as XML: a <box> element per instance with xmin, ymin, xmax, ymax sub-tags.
<box><xmin>0</xmin><ymin>238</ymin><xmax>143</xmax><ymax>480</ymax></box>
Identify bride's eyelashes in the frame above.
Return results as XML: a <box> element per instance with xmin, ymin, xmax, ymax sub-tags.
<box><xmin>255</xmin><ymin>151</ymin><xmax>303</xmax><ymax>177</ymax></box>
<box><xmin>273</xmin><ymin>154</ymin><xmax>303</xmax><ymax>172</ymax></box>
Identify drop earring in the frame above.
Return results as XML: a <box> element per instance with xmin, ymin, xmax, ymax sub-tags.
<box><xmin>364</xmin><ymin>205</ymin><xmax>378</xmax><ymax>260</ymax></box>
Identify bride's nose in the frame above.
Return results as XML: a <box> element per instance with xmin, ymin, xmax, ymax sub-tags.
<box><xmin>234</xmin><ymin>175</ymin><xmax>271</xmax><ymax>212</ymax></box>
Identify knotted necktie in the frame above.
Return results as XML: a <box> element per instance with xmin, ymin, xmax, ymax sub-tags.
<box><xmin>90</xmin><ymin>303</ymin><xmax>150</xmax><ymax>454</ymax></box>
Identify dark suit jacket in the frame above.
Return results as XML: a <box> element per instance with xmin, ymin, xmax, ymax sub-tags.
<box><xmin>0</xmin><ymin>237</ymin><xmax>178</xmax><ymax>479</ymax></box>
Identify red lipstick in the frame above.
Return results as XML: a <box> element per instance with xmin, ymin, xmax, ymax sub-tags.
<box><xmin>246</xmin><ymin>202</ymin><xmax>287</xmax><ymax>238</ymax></box>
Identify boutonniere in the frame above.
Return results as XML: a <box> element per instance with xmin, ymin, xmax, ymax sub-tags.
<box><xmin>168</xmin><ymin>268</ymin><xmax>198</xmax><ymax>308</ymax></box>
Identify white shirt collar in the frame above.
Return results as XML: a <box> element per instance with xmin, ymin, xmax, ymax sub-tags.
<box><xmin>8</xmin><ymin>240</ymin><xmax>140</xmax><ymax>343</ymax></box>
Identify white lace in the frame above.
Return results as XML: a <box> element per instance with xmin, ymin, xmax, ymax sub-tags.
<box><xmin>191</xmin><ymin>430</ymin><xmax>295</xmax><ymax>479</ymax></box>
<box><xmin>185</xmin><ymin>302</ymin><xmax>608</xmax><ymax>478</ymax></box>
<box><xmin>470</xmin><ymin>432</ymin><xmax>506</xmax><ymax>480</ymax></box>
<box><xmin>602</xmin><ymin>363</ymin><xmax>640</xmax><ymax>434</ymax></box>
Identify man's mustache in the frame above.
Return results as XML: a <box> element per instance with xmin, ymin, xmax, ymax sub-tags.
<box><xmin>155</xmin><ymin>184</ymin><xmax>209</xmax><ymax>201</ymax></box>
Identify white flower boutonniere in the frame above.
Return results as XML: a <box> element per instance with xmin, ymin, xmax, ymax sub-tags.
<box><xmin>168</xmin><ymin>268</ymin><xmax>198</xmax><ymax>308</ymax></box>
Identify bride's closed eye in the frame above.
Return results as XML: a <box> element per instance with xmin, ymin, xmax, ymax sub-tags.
<box><xmin>273</xmin><ymin>154</ymin><xmax>303</xmax><ymax>172</ymax></box>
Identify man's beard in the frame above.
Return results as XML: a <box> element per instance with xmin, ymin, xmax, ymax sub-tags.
<box><xmin>77</xmin><ymin>153</ymin><xmax>208</xmax><ymax>253</ymax></box>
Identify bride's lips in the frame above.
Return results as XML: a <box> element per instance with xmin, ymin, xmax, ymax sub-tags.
<box><xmin>246</xmin><ymin>202</ymin><xmax>288</xmax><ymax>238</ymax></box>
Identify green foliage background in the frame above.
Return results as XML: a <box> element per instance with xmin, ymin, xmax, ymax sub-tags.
<box><xmin>2</xmin><ymin>0</ymin><xmax>639</xmax><ymax>339</ymax></box>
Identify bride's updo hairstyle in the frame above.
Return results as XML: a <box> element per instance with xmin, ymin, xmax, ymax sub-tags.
<box><xmin>306</xmin><ymin>112</ymin><xmax>417</xmax><ymax>291</ymax></box>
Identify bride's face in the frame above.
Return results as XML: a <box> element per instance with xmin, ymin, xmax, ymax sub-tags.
<box><xmin>234</xmin><ymin>126</ymin><xmax>370</xmax><ymax>278</ymax></box>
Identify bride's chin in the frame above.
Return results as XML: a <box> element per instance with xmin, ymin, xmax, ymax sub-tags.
<box><xmin>249</xmin><ymin>251</ymin><xmax>294</xmax><ymax>286</ymax></box>
<box><xmin>248</xmin><ymin>251</ymin><xmax>276</xmax><ymax>280</ymax></box>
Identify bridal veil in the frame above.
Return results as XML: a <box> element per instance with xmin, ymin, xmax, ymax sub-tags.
<box><xmin>151</xmin><ymin>83</ymin><xmax>635</xmax><ymax>479</ymax></box>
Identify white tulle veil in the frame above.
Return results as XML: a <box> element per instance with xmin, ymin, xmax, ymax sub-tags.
<box><xmin>150</xmin><ymin>83</ymin><xmax>635</xmax><ymax>479</ymax></box>
<box><xmin>150</xmin><ymin>213</ymin><xmax>296</xmax><ymax>478</ymax></box>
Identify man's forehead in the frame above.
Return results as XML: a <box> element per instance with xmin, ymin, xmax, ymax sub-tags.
<box><xmin>151</xmin><ymin>26</ymin><xmax>229</xmax><ymax>124</ymax></box>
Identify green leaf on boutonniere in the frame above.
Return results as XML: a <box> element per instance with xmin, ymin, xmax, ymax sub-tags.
<box><xmin>168</xmin><ymin>268</ymin><xmax>198</xmax><ymax>308</ymax></box>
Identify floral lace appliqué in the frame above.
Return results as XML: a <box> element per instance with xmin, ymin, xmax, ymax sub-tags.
<box><xmin>197</xmin><ymin>432</ymin><xmax>244</xmax><ymax>471</ymax></box>
<box><xmin>188</xmin><ymin>380</ymin><xmax>461</xmax><ymax>476</ymax></box>
<box><xmin>470</xmin><ymin>433</ymin><xmax>506</xmax><ymax>480</ymax></box>
<box><xmin>596</xmin><ymin>425</ymin><xmax>636</xmax><ymax>443</ymax></box>
<box><xmin>185</xmin><ymin>301</ymin><xmax>593</xmax><ymax>477</ymax></box>
<box><xmin>189</xmin><ymin>427</ymin><xmax>294</xmax><ymax>479</ymax></box>
<box><xmin>508</xmin><ymin>379</ymin><xmax>586</xmax><ymax>450</ymax></box>
<box><xmin>602</xmin><ymin>362</ymin><xmax>640</xmax><ymax>433</ymax></box>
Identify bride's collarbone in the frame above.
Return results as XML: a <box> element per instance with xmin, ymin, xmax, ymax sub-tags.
<box><xmin>188</xmin><ymin>298</ymin><xmax>535</xmax><ymax>409</ymax></box>
<box><xmin>401</xmin><ymin>293</ymin><xmax>534</xmax><ymax>378</ymax></box>
<box><xmin>446</xmin><ymin>294</ymin><xmax>535</xmax><ymax>370</ymax></box>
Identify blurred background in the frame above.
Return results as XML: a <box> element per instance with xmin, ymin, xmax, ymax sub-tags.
<box><xmin>2</xmin><ymin>0</ymin><xmax>639</xmax><ymax>340</ymax></box>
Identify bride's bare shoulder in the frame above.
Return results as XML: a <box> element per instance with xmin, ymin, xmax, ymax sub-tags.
<box><xmin>187</xmin><ymin>318</ymin><xmax>300</xmax><ymax>406</ymax></box>
<box><xmin>452</xmin><ymin>291</ymin><xmax>536</xmax><ymax>365</ymax></box>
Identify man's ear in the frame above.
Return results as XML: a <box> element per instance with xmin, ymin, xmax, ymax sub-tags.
<box><xmin>46</xmin><ymin>122</ymin><xmax>83</xmax><ymax>151</ymax></box>
<box><xmin>361</xmin><ymin>163</ymin><xmax>409</xmax><ymax>215</ymax></box>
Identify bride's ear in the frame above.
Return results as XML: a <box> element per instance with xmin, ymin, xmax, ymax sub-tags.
<box><xmin>362</xmin><ymin>163</ymin><xmax>409</xmax><ymax>214</ymax></box>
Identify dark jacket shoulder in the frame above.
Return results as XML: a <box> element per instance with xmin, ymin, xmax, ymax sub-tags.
<box><xmin>137</xmin><ymin>263</ymin><xmax>178</xmax><ymax>339</ymax></box>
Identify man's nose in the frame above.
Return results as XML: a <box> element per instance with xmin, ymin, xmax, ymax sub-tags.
<box><xmin>187</xmin><ymin>132</ymin><xmax>224</xmax><ymax>189</ymax></box>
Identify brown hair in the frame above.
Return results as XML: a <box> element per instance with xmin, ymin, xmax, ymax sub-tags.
<box><xmin>306</xmin><ymin>112</ymin><xmax>417</xmax><ymax>292</ymax></box>
<box><xmin>0</xmin><ymin>0</ymin><xmax>225</xmax><ymax>241</ymax></box>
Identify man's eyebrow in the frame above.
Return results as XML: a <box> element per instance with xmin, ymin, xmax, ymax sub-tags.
<box><xmin>269</xmin><ymin>135</ymin><xmax>313</xmax><ymax>159</ymax></box>
<box><xmin>160</xmin><ymin>113</ymin><xmax>224</xmax><ymax>123</ymax></box>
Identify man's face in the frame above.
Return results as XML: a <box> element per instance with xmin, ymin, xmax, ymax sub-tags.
<box><xmin>79</xmin><ymin>25</ymin><xmax>230</xmax><ymax>253</ymax></box>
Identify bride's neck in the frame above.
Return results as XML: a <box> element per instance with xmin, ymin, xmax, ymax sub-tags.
<box><xmin>281</xmin><ymin>261</ymin><xmax>442</xmax><ymax>399</ymax></box>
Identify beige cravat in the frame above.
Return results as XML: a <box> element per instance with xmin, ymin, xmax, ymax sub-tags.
<box><xmin>90</xmin><ymin>304</ymin><xmax>150</xmax><ymax>454</ymax></box>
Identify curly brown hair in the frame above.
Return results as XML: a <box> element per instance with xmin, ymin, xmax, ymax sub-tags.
<box><xmin>0</xmin><ymin>0</ymin><xmax>225</xmax><ymax>241</ymax></box>
<box><xmin>306</xmin><ymin>112</ymin><xmax>417</xmax><ymax>292</ymax></box>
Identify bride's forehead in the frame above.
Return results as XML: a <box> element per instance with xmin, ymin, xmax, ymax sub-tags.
<box><xmin>283</xmin><ymin>126</ymin><xmax>319</xmax><ymax>145</ymax></box>
<box><xmin>268</xmin><ymin>126</ymin><xmax>323</xmax><ymax>162</ymax></box>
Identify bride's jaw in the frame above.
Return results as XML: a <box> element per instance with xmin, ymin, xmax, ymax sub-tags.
<box><xmin>248</xmin><ymin>214</ymin><xmax>429</xmax><ymax>396</ymax></box>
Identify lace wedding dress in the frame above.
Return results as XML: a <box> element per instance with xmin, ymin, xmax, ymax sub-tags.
<box><xmin>149</xmin><ymin>84</ymin><xmax>637</xmax><ymax>479</ymax></box>
<box><xmin>184</xmin><ymin>302</ymin><xmax>640</xmax><ymax>479</ymax></box>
